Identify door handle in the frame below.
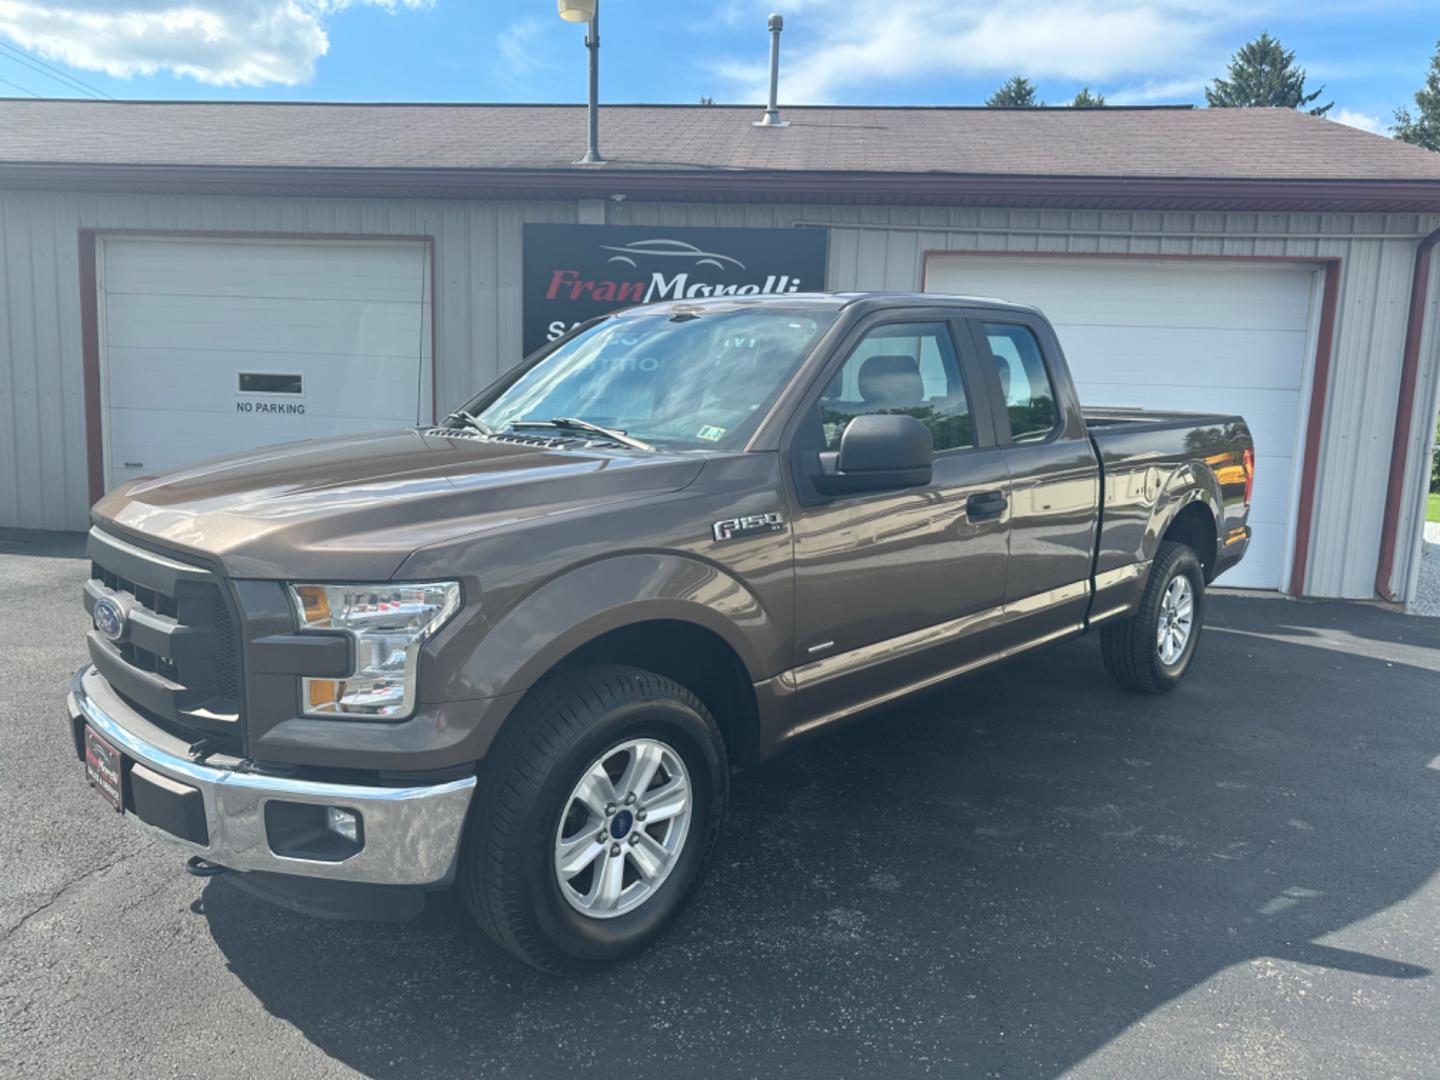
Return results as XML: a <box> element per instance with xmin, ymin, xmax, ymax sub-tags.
<box><xmin>966</xmin><ymin>490</ymin><xmax>1008</xmax><ymax>520</ymax></box>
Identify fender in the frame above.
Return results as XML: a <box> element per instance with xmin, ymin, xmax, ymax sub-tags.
<box><xmin>1147</xmin><ymin>461</ymin><xmax>1225</xmax><ymax>565</ymax></box>
<box><xmin>1089</xmin><ymin>460</ymin><xmax>1225</xmax><ymax>627</ymax></box>
<box><xmin>443</xmin><ymin>552</ymin><xmax>783</xmax><ymax>704</ymax></box>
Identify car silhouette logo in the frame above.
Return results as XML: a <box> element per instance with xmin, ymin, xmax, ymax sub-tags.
<box><xmin>93</xmin><ymin>596</ymin><xmax>127</xmax><ymax>642</ymax></box>
<box><xmin>601</xmin><ymin>238</ymin><xmax>746</xmax><ymax>271</ymax></box>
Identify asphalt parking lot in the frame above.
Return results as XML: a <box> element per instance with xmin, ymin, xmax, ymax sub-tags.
<box><xmin>3</xmin><ymin>531</ymin><xmax>1439</xmax><ymax>1079</ymax></box>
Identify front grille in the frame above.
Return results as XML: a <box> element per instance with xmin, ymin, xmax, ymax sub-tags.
<box><xmin>84</xmin><ymin>527</ymin><xmax>244</xmax><ymax>750</ymax></box>
<box><xmin>93</xmin><ymin>562</ymin><xmax>181</xmax><ymax>682</ymax></box>
<box><xmin>213</xmin><ymin>593</ymin><xmax>240</xmax><ymax>702</ymax></box>
<box><xmin>94</xmin><ymin>563</ymin><xmax>179</xmax><ymax>618</ymax></box>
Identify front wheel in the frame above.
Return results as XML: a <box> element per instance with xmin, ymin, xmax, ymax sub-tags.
<box><xmin>1101</xmin><ymin>540</ymin><xmax>1206</xmax><ymax>694</ymax></box>
<box><xmin>459</xmin><ymin>665</ymin><xmax>728</xmax><ymax>972</ymax></box>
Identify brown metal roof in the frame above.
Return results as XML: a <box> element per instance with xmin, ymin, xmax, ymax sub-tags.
<box><xmin>2</xmin><ymin>99</ymin><xmax>1439</xmax><ymax>211</ymax></box>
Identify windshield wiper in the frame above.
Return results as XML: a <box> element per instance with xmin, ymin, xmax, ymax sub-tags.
<box><xmin>442</xmin><ymin>409</ymin><xmax>496</xmax><ymax>436</ymax></box>
<box><xmin>510</xmin><ymin>417</ymin><xmax>655</xmax><ymax>452</ymax></box>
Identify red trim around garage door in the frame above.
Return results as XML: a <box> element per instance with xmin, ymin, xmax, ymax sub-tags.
<box><xmin>78</xmin><ymin>232</ymin><xmax>105</xmax><ymax>506</ymax></box>
<box><xmin>921</xmin><ymin>249</ymin><xmax>1343</xmax><ymax>596</ymax></box>
<box><xmin>77</xmin><ymin>228</ymin><xmax>439</xmax><ymax>508</ymax></box>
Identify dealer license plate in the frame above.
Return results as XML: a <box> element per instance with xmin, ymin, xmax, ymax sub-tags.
<box><xmin>84</xmin><ymin>726</ymin><xmax>124</xmax><ymax>813</ymax></box>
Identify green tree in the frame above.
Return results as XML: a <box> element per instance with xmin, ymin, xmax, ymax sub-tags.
<box><xmin>1432</xmin><ymin>414</ymin><xmax>1440</xmax><ymax>493</ymax></box>
<box><xmin>987</xmin><ymin>75</ymin><xmax>1041</xmax><ymax>107</ymax></box>
<box><xmin>1393</xmin><ymin>40</ymin><xmax>1440</xmax><ymax>151</ymax></box>
<box><xmin>1205</xmin><ymin>31</ymin><xmax>1332</xmax><ymax>116</ymax></box>
<box><xmin>1071</xmin><ymin>87</ymin><xmax>1106</xmax><ymax>107</ymax></box>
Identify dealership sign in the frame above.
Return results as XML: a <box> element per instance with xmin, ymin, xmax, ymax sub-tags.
<box><xmin>522</xmin><ymin>223</ymin><xmax>828</xmax><ymax>353</ymax></box>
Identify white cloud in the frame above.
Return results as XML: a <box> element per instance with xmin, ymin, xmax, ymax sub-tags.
<box><xmin>711</xmin><ymin>0</ymin><xmax>1256</xmax><ymax>104</ymax></box>
<box><xmin>0</xmin><ymin>0</ymin><xmax>432</xmax><ymax>87</ymax></box>
<box><xmin>1107</xmin><ymin>77</ymin><xmax>1211</xmax><ymax>105</ymax></box>
<box><xmin>1330</xmin><ymin>107</ymin><xmax>1385</xmax><ymax>135</ymax></box>
<box><xmin>497</xmin><ymin>17</ymin><xmax>553</xmax><ymax>83</ymax></box>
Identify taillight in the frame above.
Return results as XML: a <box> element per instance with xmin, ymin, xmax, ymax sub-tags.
<box><xmin>1242</xmin><ymin>447</ymin><xmax>1255</xmax><ymax>506</ymax></box>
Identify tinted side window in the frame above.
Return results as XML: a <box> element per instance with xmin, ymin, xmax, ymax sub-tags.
<box><xmin>819</xmin><ymin>323</ymin><xmax>974</xmax><ymax>452</ymax></box>
<box><xmin>983</xmin><ymin>322</ymin><xmax>1059</xmax><ymax>444</ymax></box>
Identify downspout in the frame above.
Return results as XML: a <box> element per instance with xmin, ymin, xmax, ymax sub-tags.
<box><xmin>1375</xmin><ymin>225</ymin><xmax>1440</xmax><ymax>601</ymax></box>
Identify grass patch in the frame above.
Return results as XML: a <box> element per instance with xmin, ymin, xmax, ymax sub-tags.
<box><xmin>1429</xmin><ymin>492</ymin><xmax>1440</xmax><ymax>523</ymax></box>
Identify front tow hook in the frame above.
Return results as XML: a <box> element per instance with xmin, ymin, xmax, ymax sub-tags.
<box><xmin>184</xmin><ymin>855</ymin><xmax>231</xmax><ymax>878</ymax></box>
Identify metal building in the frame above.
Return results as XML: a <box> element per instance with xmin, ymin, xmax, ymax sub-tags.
<box><xmin>1</xmin><ymin>100</ymin><xmax>1438</xmax><ymax>601</ymax></box>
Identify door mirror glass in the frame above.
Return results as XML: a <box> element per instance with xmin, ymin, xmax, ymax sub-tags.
<box><xmin>814</xmin><ymin>413</ymin><xmax>933</xmax><ymax>495</ymax></box>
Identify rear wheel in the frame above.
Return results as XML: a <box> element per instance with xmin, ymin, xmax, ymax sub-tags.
<box><xmin>1101</xmin><ymin>540</ymin><xmax>1206</xmax><ymax>694</ymax></box>
<box><xmin>459</xmin><ymin>665</ymin><xmax>728</xmax><ymax>972</ymax></box>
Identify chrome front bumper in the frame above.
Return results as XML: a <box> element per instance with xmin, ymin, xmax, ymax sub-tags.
<box><xmin>68</xmin><ymin>666</ymin><xmax>476</xmax><ymax>886</ymax></box>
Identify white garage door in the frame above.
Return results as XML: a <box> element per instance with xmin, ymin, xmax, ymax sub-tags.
<box><xmin>926</xmin><ymin>256</ymin><xmax>1321</xmax><ymax>590</ymax></box>
<box><xmin>99</xmin><ymin>236</ymin><xmax>432</xmax><ymax>490</ymax></box>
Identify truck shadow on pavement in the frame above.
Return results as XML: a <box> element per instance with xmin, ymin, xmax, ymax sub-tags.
<box><xmin>200</xmin><ymin>596</ymin><xmax>1440</xmax><ymax>1079</ymax></box>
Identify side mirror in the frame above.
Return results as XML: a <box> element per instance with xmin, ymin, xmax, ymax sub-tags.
<box><xmin>813</xmin><ymin>413</ymin><xmax>933</xmax><ymax>496</ymax></box>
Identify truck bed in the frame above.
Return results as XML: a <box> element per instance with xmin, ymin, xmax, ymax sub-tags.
<box><xmin>1082</xmin><ymin>406</ymin><xmax>1254</xmax><ymax>595</ymax></box>
<box><xmin>1082</xmin><ymin>406</ymin><xmax>1244</xmax><ymax>432</ymax></box>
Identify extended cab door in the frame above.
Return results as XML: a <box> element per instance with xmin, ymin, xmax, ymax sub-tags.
<box><xmin>784</xmin><ymin>311</ymin><xmax>1012</xmax><ymax>730</ymax></box>
<box><xmin>962</xmin><ymin>310</ymin><xmax>1101</xmax><ymax>643</ymax></box>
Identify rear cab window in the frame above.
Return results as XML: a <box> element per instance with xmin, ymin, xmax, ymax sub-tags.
<box><xmin>981</xmin><ymin>322</ymin><xmax>1060</xmax><ymax>444</ymax></box>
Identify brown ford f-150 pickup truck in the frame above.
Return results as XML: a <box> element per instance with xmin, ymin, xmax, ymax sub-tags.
<box><xmin>67</xmin><ymin>292</ymin><xmax>1253</xmax><ymax>970</ymax></box>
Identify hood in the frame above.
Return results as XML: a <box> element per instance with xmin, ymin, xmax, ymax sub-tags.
<box><xmin>93</xmin><ymin>429</ymin><xmax>706</xmax><ymax>580</ymax></box>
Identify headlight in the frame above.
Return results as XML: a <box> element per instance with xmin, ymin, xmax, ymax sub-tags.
<box><xmin>287</xmin><ymin>582</ymin><xmax>462</xmax><ymax>719</ymax></box>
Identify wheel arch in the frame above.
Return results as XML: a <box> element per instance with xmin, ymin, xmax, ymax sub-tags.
<box><xmin>1162</xmin><ymin>501</ymin><xmax>1220</xmax><ymax>582</ymax></box>
<box><xmin>1149</xmin><ymin>465</ymin><xmax>1224</xmax><ymax>581</ymax></box>
<box><xmin>455</xmin><ymin>553</ymin><xmax>778</xmax><ymax>767</ymax></box>
<box><xmin>555</xmin><ymin>621</ymin><xmax>760</xmax><ymax>766</ymax></box>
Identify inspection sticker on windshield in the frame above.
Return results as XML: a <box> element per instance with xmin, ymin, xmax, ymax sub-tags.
<box><xmin>696</xmin><ymin>425</ymin><xmax>726</xmax><ymax>442</ymax></box>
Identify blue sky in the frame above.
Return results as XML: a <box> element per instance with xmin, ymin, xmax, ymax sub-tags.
<box><xmin>0</xmin><ymin>1</ymin><xmax>1433</xmax><ymax>135</ymax></box>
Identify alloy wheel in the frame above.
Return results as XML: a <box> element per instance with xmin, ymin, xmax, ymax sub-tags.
<box><xmin>1156</xmin><ymin>575</ymin><xmax>1195</xmax><ymax>665</ymax></box>
<box><xmin>553</xmin><ymin>738</ymin><xmax>692</xmax><ymax>918</ymax></box>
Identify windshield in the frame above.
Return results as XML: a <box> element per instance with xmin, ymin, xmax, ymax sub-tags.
<box><xmin>467</xmin><ymin>307</ymin><xmax>835</xmax><ymax>451</ymax></box>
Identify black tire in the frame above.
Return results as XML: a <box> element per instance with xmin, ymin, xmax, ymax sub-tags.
<box><xmin>459</xmin><ymin>664</ymin><xmax>728</xmax><ymax>972</ymax></box>
<box><xmin>1100</xmin><ymin>540</ymin><xmax>1206</xmax><ymax>694</ymax></box>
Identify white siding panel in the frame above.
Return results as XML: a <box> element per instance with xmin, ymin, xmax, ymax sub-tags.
<box><xmin>1399</xmin><ymin>256</ymin><xmax>1440</xmax><ymax>603</ymax></box>
<box><xmin>0</xmin><ymin>196</ymin><xmax>17</xmax><ymax>527</ymax></box>
<box><xmin>1309</xmin><ymin>240</ymin><xmax>1417</xmax><ymax>596</ymax></box>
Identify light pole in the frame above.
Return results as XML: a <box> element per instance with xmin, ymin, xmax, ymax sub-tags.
<box><xmin>557</xmin><ymin>0</ymin><xmax>604</xmax><ymax>164</ymax></box>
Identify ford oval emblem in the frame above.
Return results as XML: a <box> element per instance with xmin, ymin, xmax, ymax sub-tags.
<box><xmin>93</xmin><ymin>596</ymin><xmax>127</xmax><ymax>642</ymax></box>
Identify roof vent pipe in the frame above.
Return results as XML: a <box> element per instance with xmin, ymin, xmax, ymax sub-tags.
<box><xmin>754</xmin><ymin>14</ymin><xmax>791</xmax><ymax>128</ymax></box>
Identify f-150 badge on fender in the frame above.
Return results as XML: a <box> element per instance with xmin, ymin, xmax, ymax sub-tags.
<box><xmin>712</xmin><ymin>513</ymin><xmax>785</xmax><ymax>543</ymax></box>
